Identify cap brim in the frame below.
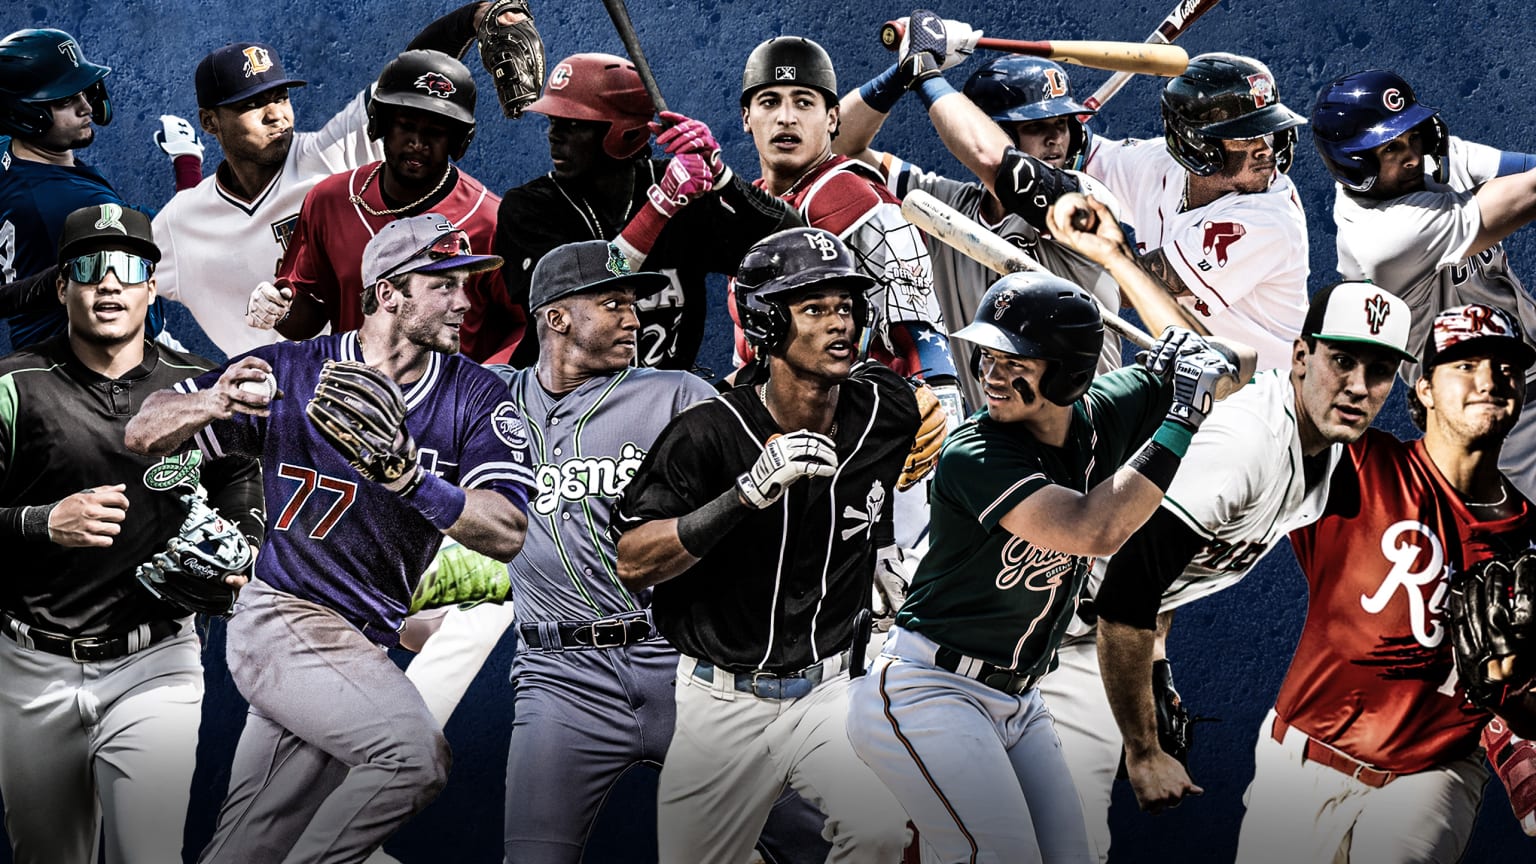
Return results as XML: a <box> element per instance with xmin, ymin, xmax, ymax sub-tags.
<box><xmin>1313</xmin><ymin>332</ymin><xmax>1418</xmax><ymax>364</ymax></box>
<box><xmin>212</xmin><ymin>78</ymin><xmax>307</xmax><ymax>107</ymax></box>
<box><xmin>531</xmin><ymin>271</ymin><xmax>672</xmax><ymax>309</ymax></box>
<box><xmin>1428</xmin><ymin>336</ymin><xmax>1536</xmax><ymax>372</ymax></box>
<box><xmin>414</xmin><ymin>253</ymin><xmax>504</xmax><ymax>276</ymax></box>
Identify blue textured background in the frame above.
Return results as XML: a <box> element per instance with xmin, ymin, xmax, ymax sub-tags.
<box><xmin>6</xmin><ymin>0</ymin><xmax>1536</xmax><ymax>861</ymax></box>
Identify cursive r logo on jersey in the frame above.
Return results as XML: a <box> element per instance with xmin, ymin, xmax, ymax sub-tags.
<box><xmin>1360</xmin><ymin>520</ymin><xmax>1449</xmax><ymax>648</ymax></box>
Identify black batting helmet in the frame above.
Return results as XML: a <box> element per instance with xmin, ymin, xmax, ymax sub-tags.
<box><xmin>740</xmin><ymin>36</ymin><xmax>838</xmax><ymax>107</ymax></box>
<box><xmin>367</xmin><ymin>50</ymin><xmax>477</xmax><ymax>160</ymax></box>
<box><xmin>951</xmin><ymin>272</ymin><xmax>1103</xmax><ymax>406</ymax></box>
<box><xmin>735</xmin><ymin>227</ymin><xmax>873</xmax><ymax>353</ymax></box>
<box><xmin>1161</xmin><ymin>53</ymin><xmax>1306</xmax><ymax>177</ymax></box>
<box><xmin>0</xmin><ymin>28</ymin><xmax>111</xmax><ymax>138</ymax></box>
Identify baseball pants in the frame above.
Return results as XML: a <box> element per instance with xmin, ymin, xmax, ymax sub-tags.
<box><xmin>847</xmin><ymin>627</ymin><xmax>1094</xmax><ymax>864</ymax></box>
<box><xmin>1036</xmin><ymin>636</ymin><xmax>1130</xmax><ymax>864</ymax></box>
<box><xmin>0</xmin><ymin>617</ymin><xmax>201</xmax><ymax>864</ymax></box>
<box><xmin>1234</xmin><ymin>709</ymin><xmax>1487</xmax><ymax>864</ymax></box>
<box><xmin>658</xmin><ymin>654</ymin><xmax>910</xmax><ymax>864</ymax></box>
<box><xmin>199</xmin><ymin>579</ymin><xmax>450</xmax><ymax>864</ymax></box>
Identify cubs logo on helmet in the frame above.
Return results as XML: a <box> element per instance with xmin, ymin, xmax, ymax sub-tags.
<box><xmin>415</xmin><ymin>72</ymin><xmax>457</xmax><ymax>97</ymax></box>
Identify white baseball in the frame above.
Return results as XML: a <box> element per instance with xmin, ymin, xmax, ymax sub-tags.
<box><xmin>238</xmin><ymin>372</ymin><xmax>278</xmax><ymax>400</ymax></box>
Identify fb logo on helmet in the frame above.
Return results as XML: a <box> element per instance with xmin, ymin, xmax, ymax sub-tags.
<box><xmin>1042</xmin><ymin>68</ymin><xmax>1068</xmax><ymax>99</ymax></box>
<box><xmin>414</xmin><ymin>72</ymin><xmax>457</xmax><ymax>98</ymax></box>
<box><xmin>1246</xmin><ymin>73</ymin><xmax>1275</xmax><ymax>108</ymax></box>
<box><xmin>548</xmin><ymin>62</ymin><xmax>573</xmax><ymax>90</ymax></box>
<box><xmin>242</xmin><ymin>46</ymin><xmax>273</xmax><ymax>77</ymax></box>
<box><xmin>804</xmin><ymin>231</ymin><xmax>838</xmax><ymax>261</ymax></box>
<box><xmin>1382</xmin><ymin>88</ymin><xmax>1405</xmax><ymax>111</ymax></box>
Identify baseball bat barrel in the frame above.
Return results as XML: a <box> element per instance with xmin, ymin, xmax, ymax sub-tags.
<box><xmin>1083</xmin><ymin>0</ymin><xmax>1222</xmax><ymax>110</ymax></box>
<box><xmin>879</xmin><ymin>22</ymin><xmax>1189</xmax><ymax>77</ymax></box>
<box><xmin>601</xmin><ymin>0</ymin><xmax>669</xmax><ymax>114</ymax></box>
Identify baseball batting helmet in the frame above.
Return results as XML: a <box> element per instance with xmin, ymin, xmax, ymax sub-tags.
<box><xmin>735</xmin><ymin>227</ymin><xmax>873</xmax><ymax>353</ymax></box>
<box><xmin>740</xmin><ymin>36</ymin><xmax>838</xmax><ymax>108</ymax></box>
<box><xmin>964</xmin><ymin>56</ymin><xmax>1094</xmax><ymax>164</ymax></box>
<box><xmin>951</xmin><ymin>272</ymin><xmax>1103</xmax><ymax>406</ymax></box>
<box><xmin>1311</xmin><ymin>70</ymin><xmax>1448</xmax><ymax>193</ymax></box>
<box><xmin>525</xmin><ymin>53</ymin><xmax>655</xmax><ymax>160</ymax></box>
<box><xmin>0</xmin><ymin>28</ymin><xmax>111</xmax><ymax>138</ymax></box>
<box><xmin>367</xmin><ymin>50</ymin><xmax>477</xmax><ymax>160</ymax></box>
<box><xmin>1161</xmin><ymin>53</ymin><xmax>1306</xmax><ymax>177</ymax></box>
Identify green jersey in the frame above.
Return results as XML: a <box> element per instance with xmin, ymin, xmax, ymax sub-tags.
<box><xmin>896</xmin><ymin>366</ymin><xmax>1168</xmax><ymax>673</ymax></box>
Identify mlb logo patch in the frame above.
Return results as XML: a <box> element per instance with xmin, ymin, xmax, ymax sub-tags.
<box><xmin>775</xmin><ymin>66</ymin><xmax>796</xmax><ymax>81</ymax></box>
<box><xmin>414</xmin><ymin>72</ymin><xmax>456</xmax><ymax>98</ymax></box>
<box><xmin>242</xmin><ymin>46</ymin><xmax>273</xmax><ymax>78</ymax></box>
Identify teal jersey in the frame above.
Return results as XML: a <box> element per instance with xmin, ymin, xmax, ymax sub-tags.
<box><xmin>896</xmin><ymin>366</ymin><xmax>1168</xmax><ymax>673</ymax></box>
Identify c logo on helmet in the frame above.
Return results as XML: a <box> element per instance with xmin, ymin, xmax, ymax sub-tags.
<box><xmin>548</xmin><ymin>62</ymin><xmax>573</xmax><ymax>91</ymax></box>
<box><xmin>1042</xmin><ymin>68</ymin><xmax>1068</xmax><ymax>99</ymax></box>
<box><xmin>1382</xmin><ymin>88</ymin><xmax>1405</xmax><ymax>112</ymax></box>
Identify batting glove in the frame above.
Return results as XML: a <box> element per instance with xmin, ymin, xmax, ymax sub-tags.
<box><xmin>872</xmin><ymin>544</ymin><xmax>911</xmax><ymax>627</ymax></box>
<box><xmin>737</xmin><ymin>430</ymin><xmax>839</xmax><ymax>509</ymax></box>
<box><xmin>1141</xmin><ymin>327</ymin><xmax>1235</xmax><ymax>431</ymax></box>
<box><xmin>652</xmin><ymin>111</ymin><xmax>731</xmax><ymax>190</ymax></box>
<box><xmin>155</xmin><ymin>114</ymin><xmax>204</xmax><ymax>159</ymax></box>
<box><xmin>891</xmin><ymin>13</ymin><xmax>982</xmax><ymax>71</ymax></box>
<box><xmin>896</xmin><ymin>9</ymin><xmax>948</xmax><ymax>90</ymax></box>
<box><xmin>646</xmin><ymin>153</ymin><xmax>715</xmax><ymax>219</ymax></box>
<box><xmin>245</xmin><ymin>281</ymin><xmax>293</xmax><ymax>330</ymax></box>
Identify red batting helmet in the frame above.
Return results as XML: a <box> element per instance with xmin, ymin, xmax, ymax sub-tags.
<box><xmin>525</xmin><ymin>53</ymin><xmax>655</xmax><ymax>160</ymax></box>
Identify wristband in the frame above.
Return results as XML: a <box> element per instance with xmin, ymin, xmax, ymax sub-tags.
<box><xmin>1151</xmin><ymin>421</ymin><xmax>1194</xmax><ymax>458</ymax></box>
<box><xmin>916</xmin><ymin>76</ymin><xmax>958</xmax><ymax>110</ymax></box>
<box><xmin>1497</xmin><ymin>150</ymin><xmax>1536</xmax><ymax>177</ymax></box>
<box><xmin>173</xmin><ymin>154</ymin><xmax>202</xmax><ymax>192</ymax></box>
<box><xmin>1126</xmin><ymin>440</ymin><xmax>1182</xmax><ymax>492</ymax></box>
<box><xmin>677</xmin><ymin>487</ymin><xmax>751</xmax><ymax>558</ymax></box>
<box><xmin>403</xmin><ymin>471</ymin><xmax>468</xmax><ymax>531</ymax></box>
<box><xmin>859</xmin><ymin>64</ymin><xmax>904</xmax><ymax>114</ymax></box>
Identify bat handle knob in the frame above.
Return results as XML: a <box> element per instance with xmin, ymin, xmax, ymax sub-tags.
<box><xmin>880</xmin><ymin>21</ymin><xmax>902</xmax><ymax>48</ymax></box>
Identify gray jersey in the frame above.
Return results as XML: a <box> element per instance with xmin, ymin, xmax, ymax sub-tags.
<box><xmin>874</xmin><ymin>153</ymin><xmax>1124</xmax><ymax>409</ymax></box>
<box><xmin>497</xmin><ymin>365</ymin><xmax>717</xmax><ymax>622</ymax></box>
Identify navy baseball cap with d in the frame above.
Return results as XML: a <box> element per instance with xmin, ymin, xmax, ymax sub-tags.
<box><xmin>196</xmin><ymin>42</ymin><xmax>307</xmax><ymax>108</ymax></box>
<box><xmin>361</xmin><ymin>213</ymin><xmax>502</xmax><ymax>288</ymax></box>
<box><xmin>1301</xmin><ymin>281</ymin><xmax>1417</xmax><ymax>363</ymax></box>
<box><xmin>1419</xmin><ymin>303</ymin><xmax>1536</xmax><ymax>371</ymax></box>
<box><xmin>529</xmin><ymin>240</ymin><xmax>670</xmax><ymax>310</ymax></box>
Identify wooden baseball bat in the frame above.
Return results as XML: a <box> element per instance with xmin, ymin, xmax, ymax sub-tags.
<box><xmin>900</xmin><ymin>189</ymin><xmax>1255</xmax><ymax>398</ymax></box>
<box><xmin>879</xmin><ymin>22</ymin><xmax>1189</xmax><ymax>77</ymax></box>
<box><xmin>1083</xmin><ymin>0</ymin><xmax>1223</xmax><ymax>111</ymax></box>
<box><xmin>600</xmin><ymin>0</ymin><xmax>668</xmax><ymax>114</ymax></box>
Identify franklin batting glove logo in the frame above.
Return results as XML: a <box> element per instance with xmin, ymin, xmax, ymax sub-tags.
<box><xmin>94</xmin><ymin>203</ymin><xmax>127</xmax><ymax>234</ymax></box>
<box><xmin>1364</xmin><ymin>293</ymin><xmax>1393</xmax><ymax>335</ymax></box>
<box><xmin>548</xmin><ymin>62</ymin><xmax>573</xmax><ymax>90</ymax></box>
<box><xmin>143</xmin><ymin>450</ymin><xmax>204</xmax><ymax>492</ymax></box>
<box><xmin>414</xmin><ymin>72</ymin><xmax>457</xmax><ymax>98</ymax></box>
<box><xmin>242</xmin><ymin>46</ymin><xmax>273</xmax><ymax>77</ymax></box>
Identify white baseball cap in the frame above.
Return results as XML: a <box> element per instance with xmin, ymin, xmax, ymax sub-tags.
<box><xmin>1301</xmin><ymin>281</ymin><xmax>1416</xmax><ymax>363</ymax></box>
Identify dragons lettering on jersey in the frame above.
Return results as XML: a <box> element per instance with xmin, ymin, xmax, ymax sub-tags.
<box><xmin>532</xmin><ymin>442</ymin><xmax>646</xmax><ymax>516</ymax></box>
<box><xmin>840</xmin><ymin>480</ymin><xmax>886</xmax><ymax>541</ymax></box>
<box><xmin>1361</xmin><ymin>519</ymin><xmax>1449</xmax><ymax>648</ymax></box>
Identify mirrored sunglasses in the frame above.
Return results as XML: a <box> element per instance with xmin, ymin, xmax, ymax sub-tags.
<box><xmin>65</xmin><ymin>250</ymin><xmax>154</xmax><ymax>285</ymax></box>
<box><xmin>381</xmin><ymin>230</ymin><xmax>472</xmax><ymax>280</ymax></box>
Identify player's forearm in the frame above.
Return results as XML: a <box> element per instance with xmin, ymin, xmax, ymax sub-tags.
<box><xmin>999</xmin><ymin>465</ymin><xmax>1171</xmax><ymax>558</ymax></box>
<box><xmin>273</xmin><ymin>292</ymin><xmax>328</xmax><ymax>340</ymax></box>
<box><xmin>832</xmin><ymin>89</ymin><xmax>890</xmax><ymax>166</ymax></box>
<box><xmin>615</xmin><ymin>520</ymin><xmax>698</xmax><ymax>590</ymax></box>
<box><xmin>406</xmin><ymin>2</ymin><xmax>482</xmax><ymax>59</ymax></box>
<box><xmin>1470</xmin><ymin>167</ymin><xmax>1536</xmax><ymax>256</ymax></box>
<box><xmin>0</xmin><ymin>266</ymin><xmax>60</xmax><ymax>317</ymax></box>
<box><xmin>1098</xmin><ymin>618</ymin><xmax>1165</xmax><ymax>759</ymax></box>
<box><xmin>1104</xmin><ymin>249</ymin><xmax>1208</xmax><ymax>338</ymax></box>
<box><xmin>203</xmin><ymin>454</ymin><xmax>267</xmax><ymax>548</ymax></box>
<box><xmin>443</xmin><ymin>488</ymin><xmax>527</xmax><ymax>562</ymax></box>
<box><xmin>124</xmin><ymin>389</ymin><xmax>220</xmax><ymax>456</ymax></box>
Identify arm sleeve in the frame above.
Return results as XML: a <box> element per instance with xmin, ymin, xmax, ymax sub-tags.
<box><xmin>300</xmin><ymin>91</ymin><xmax>380</xmax><ymax>173</ymax></box>
<box><xmin>0</xmin><ymin>266</ymin><xmax>60</xmax><ymax>316</ymax></box>
<box><xmin>202</xmin><ymin>453</ymin><xmax>266</xmax><ymax>547</ymax></box>
<box><xmin>1094</xmin><ymin>505</ymin><xmax>1207</xmax><ymax>630</ymax></box>
<box><xmin>455</xmin><ymin>375</ymin><xmax>537</xmax><ymax>513</ymax></box>
<box><xmin>274</xmin><ymin>189</ymin><xmax>338</xmax><ymax>327</ymax></box>
<box><xmin>406</xmin><ymin>3</ymin><xmax>482</xmax><ymax>58</ymax></box>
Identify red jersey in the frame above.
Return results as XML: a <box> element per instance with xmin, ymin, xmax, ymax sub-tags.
<box><xmin>1279</xmin><ymin>428</ymin><xmax>1535</xmax><ymax>772</ymax></box>
<box><xmin>277</xmin><ymin>162</ymin><xmax>519</xmax><ymax>361</ymax></box>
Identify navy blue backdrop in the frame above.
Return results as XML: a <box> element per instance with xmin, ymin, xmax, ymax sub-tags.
<box><xmin>6</xmin><ymin>0</ymin><xmax>1536</xmax><ymax>861</ymax></box>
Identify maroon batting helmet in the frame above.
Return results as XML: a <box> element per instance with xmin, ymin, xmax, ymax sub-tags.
<box><xmin>525</xmin><ymin>53</ymin><xmax>655</xmax><ymax>160</ymax></box>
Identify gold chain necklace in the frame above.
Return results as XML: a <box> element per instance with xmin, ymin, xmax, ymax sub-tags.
<box><xmin>349</xmin><ymin>162</ymin><xmax>452</xmax><ymax>217</ymax></box>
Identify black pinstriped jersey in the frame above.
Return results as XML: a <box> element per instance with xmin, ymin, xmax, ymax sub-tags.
<box><xmin>615</xmin><ymin>362</ymin><xmax>919</xmax><ymax>673</ymax></box>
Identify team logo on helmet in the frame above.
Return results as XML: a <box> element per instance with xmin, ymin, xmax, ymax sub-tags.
<box><xmin>490</xmin><ymin>403</ymin><xmax>529</xmax><ymax>454</ymax></box>
<box><xmin>1042</xmin><ymin>68</ymin><xmax>1068</xmax><ymax>99</ymax></box>
<box><xmin>605</xmin><ymin>242</ymin><xmax>632</xmax><ymax>277</ymax></box>
<box><xmin>1246</xmin><ymin>73</ymin><xmax>1275</xmax><ymax>108</ymax></box>
<box><xmin>804</xmin><ymin>231</ymin><xmax>839</xmax><ymax>261</ymax></box>
<box><xmin>242</xmin><ymin>46</ymin><xmax>273</xmax><ymax>78</ymax></box>
<box><xmin>94</xmin><ymin>203</ymin><xmax>127</xmax><ymax>235</ymax></box>
<box><xmin>993</xmin><ymin>287</ymin><xmax>1016</xmax><ymax>319</ymax></box>
<box><xmin>1364</xmin><ymin>292</ymin><xmax>1392</xmax><ymax>335</ymax></box>
<box><xmin>1382</xmin><ymin>87</ymin><xmax>1405</xmax><ymax>112</ymax></box>
<box><xmin>58</xmin><ymin>39</ymin><xmax>80</xmax><ymax>66</ymax></box>
<box><xmin>775</xmin><ymin>66</ymin><xmax>796</xmax><ymax>81</ymax></box>
<box><xmin>548</xmin><ymin>62</ymin><xmax>573</xmax><ymax>90</ymax></box>
<box><xmin>143</xmin><ymin>451</ymin><xmax>204</xmax><ymax>492</ymax></box>
<box><xmin>414</xmin><ymin>72</ymin><xmax>457</xmax><ymax>98</ymax></box>
<box><xmin>1201</xmin><ymin>220</ymin><xmax>1246</xmax><ymax>267</ymax></box>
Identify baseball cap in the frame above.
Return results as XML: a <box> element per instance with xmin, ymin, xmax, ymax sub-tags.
<box><xmin>57</xmin><ymin>203</ymin><xmax>159</xmax><ymax>264</ymax></box>
<box><xmin>1300</xmin><ymin>281</ymin><xmax>1416</xmax><ymax>363</ymax></box>
<box><xmin>360</xmin><ymin>213</ymin><xmax>502</xmax><ymax>288</ymax></box>
<box><xmin>1419</xmin><ymin>303</ymin><xmax>1536</xmax><ymax>371</ymax></box>
<box><xmin>195</xmin><ymin>42</ymin><xmax>307</xmax><ymax>108</ymax></box>
<box><xmin>528</xmin><ymin>240</ymin><xmax>670</xmax><ymax>310</ymax></box>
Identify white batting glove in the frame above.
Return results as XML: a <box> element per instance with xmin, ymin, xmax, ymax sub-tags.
<box><xmin>737</xmin><ymin>430</ymin><xmax>839</xmax><ymax>509</ymax></box>
<box><xmin>155</xmin><ymin>114</ymin><xmax>204</xmax><ymax>159</ymax></box>
<box><xmin>872</xmin><ymin>544</ymin><xmax>911</xmax><ymax>627</ymax></box>
<box><xmin>245</xmin><ymin>281</ymin><xmax>293</xmax><ymax>330</ymax></box>
<box><xmin>894</xmin><ymin>14</ymin><xmax>983</xmax><ymax>71</ymax></box>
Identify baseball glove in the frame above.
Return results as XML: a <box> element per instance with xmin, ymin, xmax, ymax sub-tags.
<box><xmin>898</xmin><ymin>384</ymin><xmax>947</xmax><ymax>491</ymax></box>
<box><xmin>134</xmin><ymin>490</ymin><xmax>253</xmax><ymax>616</ymax></box>
<box><xmin>1450</xmin><ymin>552</ymin><xmax>1536</xmax><ymax>711</ymax></box>
<box><xmin>478</xmin><ymin>0</ymin><xmax>546</xmax><ymax>118</ymax></box>
<box><xmin>1152</xmin><ymin>658</ymin><xmax>1194</xmax><ymax>765</ymax></box>
<box><xmin>305</xmin><ymin>360</ymin><xmax>420</xmax><ymax>491</ymax></box>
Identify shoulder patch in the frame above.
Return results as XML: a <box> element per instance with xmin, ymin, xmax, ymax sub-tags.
<box><xmin>490</xmin><ymin>402</ymin><xmax>528</xmax><ymax>451</ymax></box>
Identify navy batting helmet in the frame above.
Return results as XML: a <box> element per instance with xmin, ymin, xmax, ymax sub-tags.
<box><xmin>741</xmin><ymin>37</ymin><xmax>838</xmax><ymax>108</ymax></box>
<box><xmin>367</xmin><ymin>50</ymin><xmax>477</xmax><ymax>160</ymax></box>
<box><xmin>0</xmin><ymin>28</ymin><xmax>111</xmax><ymax>138</ymax></box>
<box><xmin>735</xmin><ymin>227</ymin><xmax>873</xmax><ymax>353</ymax></box>
<box><xmin>1311</xmin><ymin>70</ymin><xmax>1448</xmax><ymax>193</ymax></box>
<box><xmin>951</xmin><ymin>272</ymin><xmax>1103</xmax><ymax>406</ymax></box>
<box><xmin>1161</xmin><ymin>53</ymin><xmax>1305</xmax><ymax>177</ymax></box>
<box><xmin>964</xmin><ymin>56</ymin><xmax>1094</xmax><ymax>164</ymax></box>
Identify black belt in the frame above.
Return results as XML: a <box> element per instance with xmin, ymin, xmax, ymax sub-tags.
<box><xmin>1</xmin><ymin>613</ymin><xmax>181</xmax><ymax>663</ymax></box>
<box><xmin>518</xmin><ymin>612</ymin><xmax>655</xmax><ymax>650</ymax></box>
<box><xmin>934</xmin><ymin>645</ymin><xmax>1040</xmax><ymax>695</ymax></box>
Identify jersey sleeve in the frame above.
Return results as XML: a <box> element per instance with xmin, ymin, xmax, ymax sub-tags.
<box><xmin>934</xmin><ymin>428</ymin><xmax>1053</xmax><ymax>532</ymax></box>
<box><xmin>658</xmin><ymin>170</ymin><xmax>804</xmax><ymax>274</ymax></box>
<box><xmin>612</xmin><ymin>400</ymin><xmax>728</xmax><ymax>532</ymax></box>
<box><xmin>671</xmin><ymin>371</ymin><xmax>721</xmax><ymax>414</ymax></box>
<box><xmin>878</xmin><ymin>153</ymin><xmax>986</xmax><ymax>215</ymax></box>
<box><xmin>1079</xmin><ymin>135</ymin><xmax>1143</xmax><ymax>202</ymax></box>
<box><xmin>454</xmin><ymin>371</ymin><xmax>535</xmax><ymax>512</ymax></box>
<box><xmin>276</xmin><ymin>184</ymin><xmax>340</xmax><ymax>311</ymax></box>
<box><xmin>1454</xmin><ymin>136</ymin><xmax>1503</xmax><ymax>186</ymax></box>
<box><xmin>1162</xmin><ymin>191</ymin><xmax>1305</xmax><ymax>318</ymax></box>
<box><xmin>1335</xmin><ymin>185</ymin><xmax>1481</xmax><ymax>294</ymax></box>
<box><xmin>1159</xmin><ymin>400</ymin><xmax>1279</xmax><ymax>537</ymax></box>
<box><xmin>295</xmin><ymin>91</ymin><xmax>382</xmax><ymax>176</ymax></box>
<box><xmin>150</xmin><ymin>207</ymin><xmax>180</xmax><ymax>303</ymax></box>
<box><xmin>174</xmin><ymin>345</ymin><xmax>281</xmax><ymax>459</ymax></box>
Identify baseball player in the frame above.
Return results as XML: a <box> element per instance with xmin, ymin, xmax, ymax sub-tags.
<box><xmin>1079</xmin><ymin>282</ymin><xmax>1414</xmax><ymax>857</ymax></box>
<box><xmin>247</xmin><ymin>50</ymin><xmax>515</xmax><ymax>361</ymax></box>
<box><xmin>844</xmin><ymin>225</ymin><xmax>1244</xmax><ymax>861</ymax></box>
<box><xmin>124</xmin><ymin>213</ymin><xmax>533</xmax><ymax>863</ymax></box>
<box><xmin>1234</xmin><ymin>303</ymin><xmax>1536</xmax><ymax>863</ymax></box>
<box><xmin>494</xmin><ymin>52</ymin><xmax>803</xmax><ymax>369</ymax></box>
<box><xmin>613</xmin><ymin>227</ymin><xmax>918</xmax><ymax>864</ymax></box>
<box><xmin>0</xmin><ymin>28</ymin><xmax>174</xmax><ymax>348</ymax></box>
<box><xmin>1312</xmin><ymin>70</ymin><xmax>1536</xmax><ymax>500</ymax></box>
<box><xmin>0</xmin><ymin>204</ymin><xmax>261</xmax><ymax>863</ymax></box>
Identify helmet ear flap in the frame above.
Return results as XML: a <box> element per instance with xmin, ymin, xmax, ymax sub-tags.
<box><xmin>969</xmin><ymin>346</ymin><xmax>984</xmax><ymax>380</ymax></box>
